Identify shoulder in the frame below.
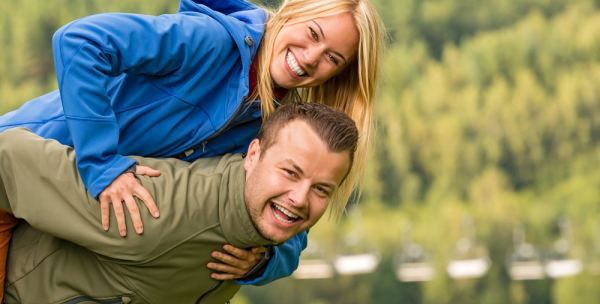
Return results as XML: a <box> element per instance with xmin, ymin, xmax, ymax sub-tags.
<box><xmin>187</xmin><ymin>154</ymin><xmax>244</xmax><ymax>176</ymax></box>
<box><xmin>175</xmin><ymin>12</ymin><xmax>233</xmax><ymax>45</ymax></box>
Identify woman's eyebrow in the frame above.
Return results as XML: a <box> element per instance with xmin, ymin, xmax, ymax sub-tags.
<box><xmin>311</xmin><ymin>20</ymin><xmax>325</xmax><ymax>39</ymax></box>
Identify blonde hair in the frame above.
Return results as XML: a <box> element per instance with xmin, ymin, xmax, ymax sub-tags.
<box><xmin>251</xmin><ymin>0</ymin><xmax>385</xmax><ymax>218</ymax></box>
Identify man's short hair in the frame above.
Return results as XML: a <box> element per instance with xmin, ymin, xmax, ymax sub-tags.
<box><xmin>257</xmin><ymin>102</ymin><xmax>359</xmax><ymax>168</ymax></box>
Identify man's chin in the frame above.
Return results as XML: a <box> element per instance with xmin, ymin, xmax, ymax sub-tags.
<box><xmin>258</xmin><ymin>226</ymin><xmax>297</xmax><ymax>244</ymax></box>
<box><xmin>261</xmin><ymin>232</ymin><xmax>292</xmax><ymax>244</ymax></box>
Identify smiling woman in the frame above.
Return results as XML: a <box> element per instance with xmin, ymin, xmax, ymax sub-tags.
<box><xmin>269</xmin><ymin>12</ymin><xmax>359</xmax><ymax>89</ymax></box>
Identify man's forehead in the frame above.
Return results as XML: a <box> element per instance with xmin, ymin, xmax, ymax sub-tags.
<box><xmin>263</xmin><ymin>119</ymin><xmax>318</xmax><ymax>151</ymax></box>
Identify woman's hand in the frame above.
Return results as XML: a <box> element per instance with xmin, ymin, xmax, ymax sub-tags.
<box><xmin>207</xmin><ymin>245</ymin><xmax>267</xmax><ymax>280</ymax></box>
<box><xmin>99</xmin><ymin>165</ymin><xmax>161</xmax><ymax>237</ymax></box>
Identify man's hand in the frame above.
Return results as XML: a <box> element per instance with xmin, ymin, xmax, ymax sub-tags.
<box><xmin>99</xmin><ymin>165</ymin><xmax>161</xmax><ymax>237</ymax></box>
<box><xmin>207</xmin><ymin>245</ymin><xmax>267</xmax><ymax>280</ymax></box>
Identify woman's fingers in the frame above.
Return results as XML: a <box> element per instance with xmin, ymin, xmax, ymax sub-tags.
<box><xmin>98</xmin><ymin>170</ymin><xmax>160</xmax><ymax>236</ymax></box>
<box><xmin>100</xmin><ymin>197</ymin><xmax>111</xmax><ymax>231</ymax></box>
<box><xmin>110</xmin><ymin>194</ymin><xmax>127</xmax><ymax>237</ymax></box>
<box><xmin>123</xmin><ymin>194</ymin><xmax>143</xmax><ymax>234</ymax></box>
<box><xmin>133</xmin><ymin>184</ymin><xmax>159</xmax><ymax>218</ymax></box>
<box><xmin>135</xmin><ymin>165</ymin><xmax>161</xmax><ymax>177</ymax></box>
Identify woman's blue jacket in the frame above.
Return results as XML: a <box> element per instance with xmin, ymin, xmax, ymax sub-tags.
<box><xmin>0</xmin><ymin>0</ymin><xmax>306</xmax><ymax>286</ymax></box>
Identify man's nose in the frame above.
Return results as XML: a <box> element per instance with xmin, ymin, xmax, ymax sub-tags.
<box><xmin>288</xmin><ymin>182</ymin><xmax>311</xmax><ymax>207</ymax></box>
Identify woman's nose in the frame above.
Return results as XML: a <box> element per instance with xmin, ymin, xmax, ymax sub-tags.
<box><xmin>303</xmin><ymin>46</ymin><xmax>324</xmax><ymax>67</ymax></box>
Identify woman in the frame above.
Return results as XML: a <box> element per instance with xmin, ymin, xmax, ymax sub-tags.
<box><xmin>0</xmin><ymin>0</ymin><xmax>384</xmax><ymax>293</ymax></box>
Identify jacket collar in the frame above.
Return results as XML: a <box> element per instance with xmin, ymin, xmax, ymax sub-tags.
<box><xmin>178</xmin><ymin>0</ymin><xmax>266</xmax><ymax>60</ymax></box>
<box><xmin>219</xmin><ymin>156</ymin><xmax>276</xmax><ymax>248</ymax></box>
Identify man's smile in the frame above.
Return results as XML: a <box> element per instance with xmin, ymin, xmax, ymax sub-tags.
<box><xmin>270</xmin><ymin>201</ymin><xmax>302</xmax><ymax>225</ymax></box>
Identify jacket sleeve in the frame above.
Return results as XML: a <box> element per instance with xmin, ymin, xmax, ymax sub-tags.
<box><xmin>52</xmin><ymin>12</ymin><xmax>223</xmax><ymax>197</ymax></box>
<box><xmin>236</xmin><ymin>231</ymin><xmax>308</xmax><ymax>285</ymax></box>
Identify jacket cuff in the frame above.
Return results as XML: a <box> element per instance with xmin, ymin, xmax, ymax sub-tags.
<box><xmin>236</xmin><ymin>247</ymin><xmax>272</xmax><ymax>282</ymax></box>
<box><xmin>235</xmin><ymin>246</ymin><xmax>278</xmax><ymax>285</ymax></box>
<box><xmin>86</xmin><ymin>156</ymin><xmax>137</xmax><ymax>198</ymax></box>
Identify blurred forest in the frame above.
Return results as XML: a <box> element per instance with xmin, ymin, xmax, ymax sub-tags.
<box><xmin>1</xmin><ymin>0</ymin><xmax>599</xmax><ymax>303</ymax></box>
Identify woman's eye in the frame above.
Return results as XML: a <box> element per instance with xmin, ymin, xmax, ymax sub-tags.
<box><xmin>309</xmin><ymin>27</ymin><xmax>319</xmax><ymax>41</ymax></box>
<box><xmin>328</xmin><ymin>54</ymin><xmax>339</xmax><ymax>65</ymax></box>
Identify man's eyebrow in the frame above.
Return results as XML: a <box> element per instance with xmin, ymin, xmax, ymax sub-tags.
<box><xmin>311</xmin><ymin>20</ymin><xmax>348</xmax><ymax>65</ymax></box>
<box><xmin>291</xmin><ymin>163</ymin><xmax>305</xmax><ymax>177</ymax></box>
<box><xmin>288</xmin><ymin>159</ymin><xmax>338</xmax><ymax>189</ymax></box>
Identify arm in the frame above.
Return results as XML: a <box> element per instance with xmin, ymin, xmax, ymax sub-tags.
<box><xmin>52</xmin><ymin>12</ymin><xmax>224</xmax><ymax>197</ymax></box>
<box><xmin>236</xmin><ymin>231</ymin><xmax>308</xmax><ymax>285</ymax></box>
<box><xmin>53</xmin><ymin>12</ymin><xmax>231</xmax><ymax>235</ymax></box>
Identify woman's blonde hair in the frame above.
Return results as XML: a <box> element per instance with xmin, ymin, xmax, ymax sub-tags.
<box><xmin>250</xmin><ymin>0</ymin><xmax>385</xmax><ymax>218</ymax></box>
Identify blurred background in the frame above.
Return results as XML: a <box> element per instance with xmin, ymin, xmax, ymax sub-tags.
<box><xmin>1</xmin><ymin>0</ymin><xmax>599</xmax><ymax>303</ymax></box>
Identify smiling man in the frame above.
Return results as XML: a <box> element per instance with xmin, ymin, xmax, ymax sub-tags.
<box><xmin>0</xmin><ymin>102</ymin><xmax>357</xmax><ymax>303</ymax></box>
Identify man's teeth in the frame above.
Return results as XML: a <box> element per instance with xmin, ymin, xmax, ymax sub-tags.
<box><xmin>273</xmin><ymin>203</ymin><xmax>299</xmax><ymax>223</ymax></box>
<box><xmin>286</xmin><ymin>51</ymin><xmax>307</xmax><ymax>76</ymax></box>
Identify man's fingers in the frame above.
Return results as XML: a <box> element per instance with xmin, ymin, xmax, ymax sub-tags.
<box><xmin>211</xmin><ymin>251</ymin><xmax>247</xmax><ymax>269</ymax></box>
<box><xmin>222</xmin><ymin>245</ymin><xmax>250</xmax><ymax>259</ymax></box>
<box><xmin>134</xmin><ymin>185</ymin><xmax>160</xmax><ymax>218</ymax></box>
<box><xmin>251</xmin><ymin>246</ymin><xmax>267</xmax><ymax>255</ymax></box>
<box><xmin>210</xmin><ymin>272</ymin><xmax>239</xmax><ymax>281</ymax></box>
<box><xmin>207</xmin><ymin>262</ymin><xmax>245</xmax><ymax>277</ymax></box>
<box><xmin>135</xmin><ymin>165</ymin><xmax>161</xmax><ymax>177</ymax></box>
<box><xmin>123</xmin><ymin>195</ymin><xmax>143</xmax><ymax>235</ymax></box>
<box><xmin>100</xmin><ymin>198</ymin><xmax>110</xmax><ymax>231</ymax></box>
<box><xmin>111</xmin><ymin>196</ymin><xmax>127</xmax><ymax>237</ymax></box>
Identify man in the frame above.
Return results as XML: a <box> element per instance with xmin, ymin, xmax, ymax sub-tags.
<box><xmin>0</xmin><ymin>102</ymin><xmax>358</xmax><ymax>303</ymax></box>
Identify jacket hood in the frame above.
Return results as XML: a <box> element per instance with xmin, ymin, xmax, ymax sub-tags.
<box><xmin>178</xmin><ymin>0</ymin><xmax>266</xmax><ymax>31</ymax></box>
<box><xmin>180</xmin><ymin>0</ymin><xmax>259</xmax><ymax>15</ymax></box>
<box><xmin>178</xmin><ymin>0</ymin><xmax>267</xmax><ymax>116</ymax></box>
<box><xmin>178</xmin><ymin>0</ymin><xmax>266</xmax><ymax>34</ymax></box>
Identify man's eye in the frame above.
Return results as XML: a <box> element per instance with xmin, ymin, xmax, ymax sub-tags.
<box><xmin>314</xmin><ymin>186</ymin><xmax>330</xmax><ymax>197</ymax></box>
<box><xmin>283</xmin><ymin>168</ymin><xmax>297</xmax><ymax>177</ymax></box>
<box><xmin>309</xmin><ymin>27</ymin><xmax>319</xmax><ymax>41</ymax></box>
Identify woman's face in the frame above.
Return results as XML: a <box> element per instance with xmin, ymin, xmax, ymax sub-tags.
<box><xmin>270</xmin><ymin>12</ymin><xmax>359</xmax><ymax>89</ymax></box>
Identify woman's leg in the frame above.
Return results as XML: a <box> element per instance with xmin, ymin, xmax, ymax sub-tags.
<box><xmin>0</xmin><ymin>211</ymin><xmax>19</xmax><ymax>301</ymax></box>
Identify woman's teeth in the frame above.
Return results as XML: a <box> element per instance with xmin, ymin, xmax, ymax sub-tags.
<box><xmin>286</xmin><ymin>51</ymin><xmax>307</xmax><ymax>76</ymax></box>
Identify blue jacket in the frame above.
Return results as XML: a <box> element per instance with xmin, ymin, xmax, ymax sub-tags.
<box><xmin>0</xmin><ymin>0</ymin><xmax>305</xmax><ymax>286</ymax></box>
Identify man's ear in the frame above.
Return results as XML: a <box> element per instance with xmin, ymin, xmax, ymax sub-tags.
<box><xmin>244</xmin><ymin>138</ymin><xmax>261</xmax><ymax>172</ymax></box>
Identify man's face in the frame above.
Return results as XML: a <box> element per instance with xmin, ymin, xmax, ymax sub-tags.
<box><xmin>243</xmin><ymin>120</ymin><xmax>351</xmax><ymax>243</ymax></box>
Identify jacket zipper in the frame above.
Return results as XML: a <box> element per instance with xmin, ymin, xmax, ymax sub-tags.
<box><xmin>195</xmin><ymin>280</ymin><xmax>224</xmax><ymax>303</ymax></box>
<box><xmin>63</xmin><ymin>295</ymin><xmax>125</xmax><ymax>304</ymax></box>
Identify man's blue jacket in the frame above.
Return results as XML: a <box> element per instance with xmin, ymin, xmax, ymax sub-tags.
<box><xmin>0</xmin><ymin>0</ymin><xmax>305</xmax><ymax>285</ymax></box>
